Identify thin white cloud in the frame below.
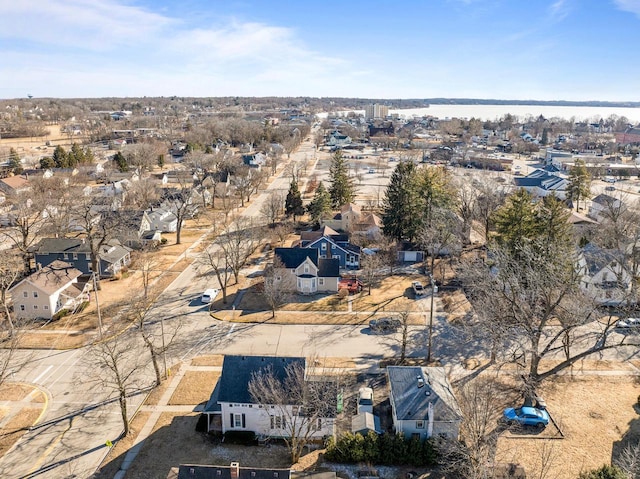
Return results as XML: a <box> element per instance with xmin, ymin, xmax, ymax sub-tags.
<box><xmin>548</xmin><ymin>0</ymin><xmax>571</xmax><ymax>21</ymax></box>
<box><xmin>613</xmin><ymin>0</ymin><xmax>640</xmax><ymax>17</ymax></box>
<box><xmin>0</xmin><ymin>0</ymin><xmax>173</xmax><ymax>50</ymax></box>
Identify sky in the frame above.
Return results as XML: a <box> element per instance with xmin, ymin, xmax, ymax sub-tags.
<box><xmin>1</xmin><ymin>0</ymin><xmax>640</xmax><ymax>101</ymax></box>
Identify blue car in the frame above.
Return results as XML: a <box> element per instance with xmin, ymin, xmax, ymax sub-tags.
<box><xmin>503</xmin><ymin>406</ymin><xmax>549</xmax><ymax>428</ymax></box>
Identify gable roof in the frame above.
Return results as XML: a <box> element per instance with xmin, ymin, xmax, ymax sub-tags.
<box><xmin>274</xmin><ymin>248</ymin><xmax>319</xmax><ymax>269</ymax></box>
<box><xmin>216</xmin><ymin>355</ymin><xmax>305</xmax><ymax>405</ymax></box>
<box><xmin>32</xmin><ymin>238</ymin><xmax>92</xmax><ymax>254</ymax></box>
<box><xmin>591</xmin><ymin>193</ymin><xmax>619</xmax><ymax>206</ymax></box>
<box><xmin>12</xmin><ymin>260</ymin><xmax>82</xmax><ymax>295</ymax></box>
<box><xmin>580</xmin><ymin>243</ymin><xmax>625</xmax><ymax>276</ymax></box>
<box><xmin>177</xmin><ymin>464</ymin><xmax>291</xmax><ymax>479</ymax></box>
<box><xmin>387</xmin><ymin>366</ymin><xmax>462</xmax><ymax>422</ymax></box>
<box><xmin>0</xmin><ymin>175</ymin><xmax>30</xmax><ymax>191</ymax></box>
<box><xmin>317</xmin><ymin>258</ymin><xmax>340</xmax><ymax>277</ymax></box>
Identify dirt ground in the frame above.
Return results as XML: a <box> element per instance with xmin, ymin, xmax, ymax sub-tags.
<box><xmin>0</xmin><ymin>383</ymin><xmax>47</xmax><ymax>458</ymax></box>
<box><xmin>495</xmin><ymin>374</ymin><xmax>640</xmax><ymax>478</ymax></box>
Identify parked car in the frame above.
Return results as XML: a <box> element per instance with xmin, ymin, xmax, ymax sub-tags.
<box><xmin>605</xmin><ymin>186</ymin><xmax>616</xmax><ymax>191</ymax></box>
<box><xmin>357</xmin><ymin>387</ymin><xmax>374</xmax><ymax>414</ymax></box>
<box><xmin>503</xmin><ymin>406</ymin><xmax>549</xmax><ymax>428</ymax></box>
<box><xmin>616</xmin><ymin>317</ymin><xmax>640</xmax><ymax>331</ymax></box>
<box><xmin>369</xmin><ymin>317</ymin><xmax>401</xmax><ymax>334</ymax></box>
<box><xmin>201</xmin><ymin>288</ymin><xmax>219</xmax><ymax>304</ymax></box>
<box><xmin>368</xmin><ymin>168</ymin><xmax>376</xmax><ymax>174</ymax></box>
<box><xmin>412</xmin><ymin>281</ymin><xmax>426</xmax><ymax>297</ymax></box>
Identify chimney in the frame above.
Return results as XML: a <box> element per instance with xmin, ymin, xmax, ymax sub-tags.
<box><xmin>417</xmin><ymin>376</ymin><xmax>424</xmax><ymax>388</ymax></box>
<box><xmin>230</xmin><ymin>462</ymin><xmax>240</xmax><ymax>479</ymax></box>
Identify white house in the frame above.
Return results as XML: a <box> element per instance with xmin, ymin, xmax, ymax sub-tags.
<box><xmin>273</xmin><ymin>248</ymin><xmax>340</xmax><ymax>294</ymax></box>
<box><xmin>577</xmin><ymin>243</ymin><xmax>633</xmax><ymax>306</ymax></box>
<box><xmin>588</xmin><ymin>194</ymin><xmax>622</xmax><ymax>223</ymax></box>
<box><xmin>202</xmin><ymin>356</ymin><xmax>336</xmax><ymax>440</ymax></box>
<box><xmin>387</xmin><ymin>366</ymin><xmax>462</xmax><ymax>440</ymax></box>
<box><xmin>10</xmin><ymin>261</ymin><xmax>89</xmax><ymax>320</ymax></box>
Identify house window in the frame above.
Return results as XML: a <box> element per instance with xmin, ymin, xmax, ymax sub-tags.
<box><xmin>232</xmin><ymin>413</ymin><xmax>245</xmax><ymax>428</ymax></box>
<box><xmin>314</xmin><ymin>418</ymin><xmax>322</xmax><ymax>430</ymax></box>
<box><xmin>321</xmin><ymin>243</ymin><xmax>327</xmax><ymax>250</ymax></box>
<box><xmin>33</xmin><ymin>305</ymin><xmax>38</xmax><ymax>310</ymax></box>
<box><xmin>72</xmin><ymin>253</ymin><xmax>78</xmax><ymax>260</ymax></box>
<box><xmin>33</xmin><ymin>291</ymin><xmax>38</xmax><ymax>298</ymax></box>
<box><xmin>304</xmin><ymin>264</ymin><xmax>309</xmax><ymax>273</ymax></box>
<box><xmin>319</xmin><ymin>278</ymin><xmax>324</xmax><ymax>286</ymax></box>
<box><xmin>416</xmin><ymin>420</ymin><xmax>425</xmax><ymax>429</ymax></box>
<box><xmin>270</xmin><ymin>415</ymin><xmax>286</xmax><ymax>429</ymax></box>
<box><xmin>23</xmin><ymin>291</ymin><xmax>28</xmax><ymax>298</ymax></box>
<box><xmin>63</xmin><ymin>253</ymin><xmax>68</xmax><ymax>259</ymax></box>
<box><xmin>44</xmin><ymin>305</ymin><xmax>49</xmax><ymax>310</ymax></box>
<box><xmin>275</xmin><ymin>276</ymin><xmax>281</xmax><ymax>281</ymax></box>
<box><xmin>331</xmin><ymin>244</ymin><xmax>336</xmax><ymax>249</ymax></box>
<box><xmin>86</xmin><ymin>253</ymin><xmax>91</xmax><ymax>260</ymax></box>
<box><xmin>20</xmin><ymin>305</ymin><xmax>25</xmax><ymax>311</ymax></box>
<box><xmin>412</xmin><ymin>433</ymin><xmax>421</xmax><ymax>440</ymax></box>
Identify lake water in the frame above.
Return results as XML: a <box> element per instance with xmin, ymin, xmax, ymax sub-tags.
<box><xmin>324</xmin><ymin>105</ymin><xmax>640</xmax><ymax>123</ymax></box>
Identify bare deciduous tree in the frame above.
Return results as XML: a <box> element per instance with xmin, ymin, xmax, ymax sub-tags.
<box><xmin>85</xmin><ymin>331</ymin><xmax>147</xmax><ymax>436</ymax></box>
<box><xmin>0</xmin><ymin>249</ymin><xmax>24</xmax><ymax>333</ymax></box>
<box><xmin>248</xmin><ymin>358</ymin><xmax>337</xmax><ymax>463</ymax></box>
<box><xmin>261</xmin><ymin>191</ymin><xmax>285</xmax><ymax>227</ymax></box>
<box><xmin>262</xmin><ymin>257</ymin><xmax>291</xmax><ymax>318</ymax></box>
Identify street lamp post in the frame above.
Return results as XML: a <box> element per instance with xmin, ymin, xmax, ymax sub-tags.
<box><xmin>427</xmin><ymin>275</ymin><xmax>438</xmax><ymax>363</ymax></box>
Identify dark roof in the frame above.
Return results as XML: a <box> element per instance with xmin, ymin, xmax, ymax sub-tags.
<box><xmin>387</xmin><ymin>366</ymin><xmax>462</xmax><ymax>422</ymax></box>
<box><xmin>581</xmin><ymin>243</ymin><xmax>624</xmax><ymax>276</ymax></box>
<box><xmin>216</xmin><ymin>355</ymin><xmax>305</xmax><ymax>405</ymax></box>
<box><xmin>178</xmin><ymin>464</ymin><xmax>291</xmax><ymax>479</ymax></box>
<box><xmin>274</xmin><ymin>248</ymin><xmax>318</xmax><ymax>268</ymax></box>
<box><xmin>32</xmin><ymin>238</ymin><xmax>91</xmax><ymax>254</ymax></box>
<box><xmin>591</xmin><ymin>193</ymin><xmax>618</xmax><ymax>205</ymax></box>
<box><xmin>317</xmin><ymin>258</ymin><xmax>340</xmax><ymax>277</ymax></box>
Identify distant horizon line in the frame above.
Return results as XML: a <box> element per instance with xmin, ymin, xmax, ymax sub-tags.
<box><xmin>1</xmin><ymin>96</ymin><xmax>639</xmax><ymax>109</ymax></box>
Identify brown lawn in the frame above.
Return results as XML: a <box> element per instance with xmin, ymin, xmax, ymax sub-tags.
<box><xmin>494</xmin><ymin>374</ymin><xmax>640</xmax><ymax>479</ymax></box>
<box><xmin>168</xmin><ymin>371</ymin><xmax>220</xmax><ymax>406</ymax></box>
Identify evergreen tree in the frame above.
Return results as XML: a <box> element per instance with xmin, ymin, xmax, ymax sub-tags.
<box><xmin>157</xmin><ymin>154</ymin><xmax>165</xmax><ymax>169</ymax></box>
<box><xmin>382</xmin><ymin>161</ymin><xmax>422</xmax><ymax>241</ymax></box>
<box><xmin>578</xmin><ymin>465</ymin><xmax>627</xmax><ymax>479</ymax></box>
<box><xmin>8</xmin><ymin>148</ymin><xmax>22</xmax><ymax>174</ymax></box>
<box><xmin>83</xmin><ymin>146</ymin><xmax>95</xmax><ymax>164</ymax></box>
<box><xmin>306</xmin><ymin>181</ymin><xmax>332</xmax><ymax>226</ymax></box>
<box><xmin>328</xmin><ymin>150</ymin><xmax>356</xmax><ymax>208</ymax></box>
<box><xmin>535</xmin><ymin>194</ymin><xmax>573</xmax><ymax>258</ymax></box>
<box><xmin>284</xmin><ymin>180</ymin><xmax>304</xmax><ymax>221</ymax></box>
<box><xmin>68</xmin><ymin>142</ymin><xmax>85</xmax><ymax>167</ymax></box>
<box><xmin>52</xmin><ymin>145</ymin><xmax>68</xmax><ymax>168</ymax></box>
<box><xmin>541</xmin><ymin>127</ymin><xmax>549</xmax><ymax>145</ymax></box>
<box><xmin>40</xmin><ymin>157</ymin><xmax>56</xmax><ymax>169</ymax></box>
<box><xmin>493</xmin><ymin>188</ymin><xmax>538</xmax><ymax>252</ymax></box>
<box><xmin>417</xmin><ymin>166</ymin><xmax>453</xmax><ymax>227</ymax></box>
<box><xmin>567</xmin><ymin>159</ymin><xmax>591</xmax><ymax>212</ymax></box>
<box><xmin>114</xmin><ymin>151</ymin><xmax>128</xmax><ymax>172</ymax></box>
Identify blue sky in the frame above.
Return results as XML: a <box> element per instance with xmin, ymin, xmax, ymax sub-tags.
<box><xmin>1</xmin><ymin>0</ymin><xmax>639</xmax><ymax>100</ymax></box>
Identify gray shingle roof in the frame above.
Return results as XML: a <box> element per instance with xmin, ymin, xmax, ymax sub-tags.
<box><xmin>317</xmin><ymin>258</ymin><xmax>340</xmax><ymax>277</ymax></box>
<box><xmin>387</xmin><ymin>366</ymin><xmax>462</xmax><ymax>422</ymax></box>
<box><xmin>14</xmin><ymin>260</ymin><xmax>82</xmax><ymax>295</ymax></box>
<box><xmin>216</xmin><ymin>355</ymin><xmax>305</xmax><ymax>405</ymax></box>
<box><xmin>274</xmin><ymin>248</ymin><xmax>319</xmax><ymax>269</ymax></box>
<box><xmin>177</xmin><ymin>464</ymin><xmax>291</xmax><ymax>479</ymax></box>
<box><xmin>32</xmin><ymin>238</ymin><xmax>91</xmax><ymax>254</ymax></box>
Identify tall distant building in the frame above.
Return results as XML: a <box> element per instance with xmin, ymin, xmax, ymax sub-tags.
<box><xmin>364</xmin><ymin>104</ymin><xmax>389</xmax><ymax>119</ymax></box>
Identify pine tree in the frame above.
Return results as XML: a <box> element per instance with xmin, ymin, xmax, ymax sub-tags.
<box><xmin>417</xmin><ymin>166</ymin><xmax>453</xmax><ymax>227</ymax></box>
<box><xmin>52</xmin><ymin>145</ymin><xmax>68</xmax><ymax>168</ymax></box>
<box><xmin>567</xmin><ymin>159</ymin><xmax>591</xmax><ymax>212</ymax></box>
<box><xmin>68</xmin><ymin>142</ymin><xmax>85</xmax><ymax>167</ymax></box>
<box><xmin>493</xmin><ymin>188</ymin><xmax>538</xmax><ymax>251</ymax></box>
<box><xmin>114</xmin><ymin>151</ymin><xmax>128</xmax><ymax>172</ymax></box>
<box><xmin>535</xmin><ymin>194</ymin><xmax>573</xmax><ymax>258</ymax></box>
<box><xmin>285</xmin><ymin>180</ymin><xmax>305</xmax><ymax>221</ymax></box>
<box><xmin>328</xmin><ymin>150</ymin><xmax>356</xmax><ymax>208</ymax></box>
<box><xmin>8</xmin><ymin>148</ymin><xmax>22</xmax><ymax>173</ymax></box>
<box><xmin>306</xmin><ymin>181</ymin><xmax>332</xmax><ymax>226</ymax></box>
<box><xmin>157</xmin><ymin>154</ymin><xmax>165</xmax><ymax>169</ymax></box>
<box><xmin>382</xmin><ymin>161</ymin><xmax>422</xmax><ymax>241</ymax></box>
<box><xmin>83</xmin><ymin>146</ymin><xmax>95</xmax><ymax>164</ymax></box>
<box><xmin>40</xmin><ymin>157</ymin><xmax>56</xmax><ymax>169</ymax></box>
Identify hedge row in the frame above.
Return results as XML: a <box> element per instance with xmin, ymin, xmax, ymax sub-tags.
<box><xmin>325</xmin><ymin>432</ymin><xmax>437</xmax><ymax>467</ymax></box>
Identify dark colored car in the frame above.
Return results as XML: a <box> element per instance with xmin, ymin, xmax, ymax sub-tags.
<box><xmin>369</xmin><ymin>317</ymin><xmax>401</xmax><ymax>334</ymax></box>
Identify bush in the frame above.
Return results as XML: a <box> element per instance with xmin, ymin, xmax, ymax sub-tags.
<box><xmin>223</xmin><ymin>430</ymin><xmax>256</xmax><ymax>446</ymax></box>
<box><xmin>578</xmin><ymin>465</ymin><xmax>627</xmax><ymax>479</ymax></box>
<box><xmin>160</xmin><ymin>238</ymin><xmax>168</xmax><ymax>245</ymax></box>
<box><xmin>325</xmin><ymin>432</ymin><xmax>437</xmax><ymax>467</ymax></box>
<box><xmin>52</xmin><ymin>309</ymin><xmax>70</xmax><ymax>321</ymax></box>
